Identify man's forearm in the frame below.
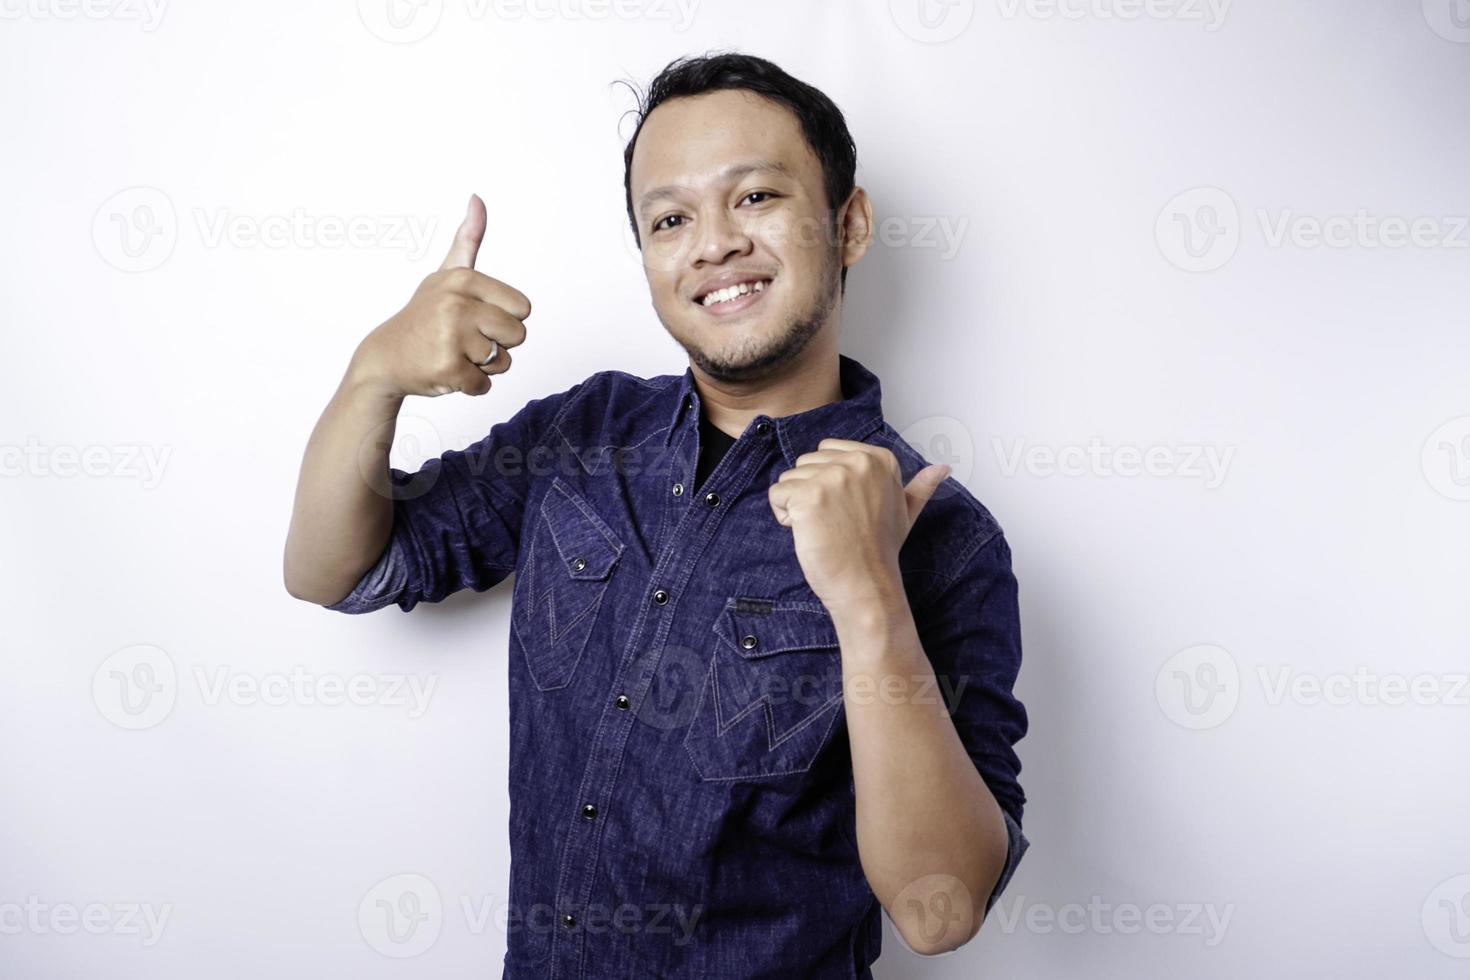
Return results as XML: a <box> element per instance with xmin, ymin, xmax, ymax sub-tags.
<box><xmin>827</xmin><ymin>572</ymin><xmax>1010</xmax><ymax>955</ymax></box>
<box><xmin>282</xmin><ymin>358</ymin><xmax>405</xmax><ymax>604</ymax></box>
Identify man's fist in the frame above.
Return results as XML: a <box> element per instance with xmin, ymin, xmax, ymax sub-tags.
<box><xmin>351</xmin><ymin>194</ymin><xmax>531</xmax><ymax>399</ymax></box>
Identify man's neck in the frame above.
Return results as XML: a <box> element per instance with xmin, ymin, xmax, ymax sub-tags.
<box><xmin>693</xmin><ymin>345</ymin><xmax>844</xmax><ymax>440</ymax></box>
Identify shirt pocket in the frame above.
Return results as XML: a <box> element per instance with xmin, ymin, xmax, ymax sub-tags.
<box><xmin>511</xmin><ymin>476</ymin><xmax>625</xmax><ymax>692</ymax></box>
<box><xmin>682</xmin><ymin>597</ymin><xmax>846</xmax><ymax>781</ymax></box>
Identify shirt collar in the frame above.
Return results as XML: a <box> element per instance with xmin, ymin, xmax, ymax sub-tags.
<box><xmin>662</xmin><ymin>353</ymin><xmax>886</xmax><ymax>468</ymax></box>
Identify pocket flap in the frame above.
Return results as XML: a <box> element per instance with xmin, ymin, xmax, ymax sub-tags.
<box><xmin>541</xmin><ymin>478</ymin><xmax>623</xmax><ymax>581</ymax></box>
<box><xmin>714</xmin><ymin>599</ymin><xmax>840</xmax><ymax>659</ymax></box>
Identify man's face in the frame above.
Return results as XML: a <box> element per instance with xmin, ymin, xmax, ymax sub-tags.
<box><xmin>629</xmin><ymin>89</ymin><xmax>846</xmax><ymax>384</ymax></box>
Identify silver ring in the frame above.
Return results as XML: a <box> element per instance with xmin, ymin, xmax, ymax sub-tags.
<box><xmin>479</xmin><ymin>340</ymin><xmax>498</xmax><ymax>366</ymax></box>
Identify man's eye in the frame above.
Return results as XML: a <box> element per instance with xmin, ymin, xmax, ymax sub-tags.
<box><xmin>741</xmin><ymin>191</ymin><xmax>775</xmax><ymax>206</ymax></box>
<box><xmin>653</xmin><ymin>214</ymin><xmax>685</xmax><ymax>233</ymax></box>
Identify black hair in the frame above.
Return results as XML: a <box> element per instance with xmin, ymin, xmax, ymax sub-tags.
<box><xmin>618</xmin><ymin>51</ymin><xmax>858</xmax><ymax>290</ymax></box>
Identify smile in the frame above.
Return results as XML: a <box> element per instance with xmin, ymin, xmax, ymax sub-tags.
<box><xmin>694</xmin><ymin>278</ymin><xmax>772</xmax><ymax>315</ymax></box>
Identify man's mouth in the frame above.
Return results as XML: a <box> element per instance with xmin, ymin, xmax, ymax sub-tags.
<box><xmin>694</xmin><ymin>277</ymin><xmax>773</xmax><ymax>313</ymax></box>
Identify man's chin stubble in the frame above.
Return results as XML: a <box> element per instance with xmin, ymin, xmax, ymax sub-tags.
<box><xmin>673</xmin><ymin>283</ymin><xmax>837</xmax><ymax>385</ymax></box>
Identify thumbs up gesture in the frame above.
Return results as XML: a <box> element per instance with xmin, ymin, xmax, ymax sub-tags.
<box><xmin>352</xmin><ymin>194</ymin><xmax>531</xmax><ymax>399</ymax></box>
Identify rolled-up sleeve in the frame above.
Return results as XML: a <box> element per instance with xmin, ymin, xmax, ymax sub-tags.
<box><xmin>323</xmin><ymin>384</ymin><xmax>575</xmax><ymax>615</ymax></box>
<box><xmin>911</xmin><ymin>528</ymin><xmax>1030</xmax><ymax>912</ymax></box>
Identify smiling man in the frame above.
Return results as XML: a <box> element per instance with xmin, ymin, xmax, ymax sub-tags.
<box><xmin>284</xmin><ymin>52</ymin><xmax>1028</xmax><ymax>979</ymax></box>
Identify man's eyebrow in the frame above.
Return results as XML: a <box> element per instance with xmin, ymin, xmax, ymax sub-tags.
<box><xmin>636</xmin><ymin>160</ymin><xmax>796</xmax><ymax>218</ymax></box>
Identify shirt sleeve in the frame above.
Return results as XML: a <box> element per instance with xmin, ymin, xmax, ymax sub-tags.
<box><xmin>911</xmin><ymin>529</ymin><xmax>1030</xmax><ymax>908</ymax></box>
<box><xmin>322</xmin><ymin>385</ymin><xmax>573</xmax><ymax>615</ymax></box>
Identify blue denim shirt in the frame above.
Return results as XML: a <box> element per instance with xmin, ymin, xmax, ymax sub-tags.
<box><xmin>325</xmin><ymin>353</ymin><xmax>1029</xmax><ymax>978</ymax></box>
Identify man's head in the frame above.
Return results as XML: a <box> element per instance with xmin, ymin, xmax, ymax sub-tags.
<box><xmin>621</xmin><ymin>53</ymin><xmax>872</xmax><ymax>384</ymax></box>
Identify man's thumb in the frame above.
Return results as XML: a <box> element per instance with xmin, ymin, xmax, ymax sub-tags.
<box><xmin>904</xmin><ymin>463</ymin><xmax>952</xmax><ymax>528</ymax></box>
<box><xmin>439</xmin><ymin>193</ymin><xmax>486</xmax><ymax>271</ymax></box>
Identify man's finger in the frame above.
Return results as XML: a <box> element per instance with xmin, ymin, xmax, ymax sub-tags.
<box><xmin>439</xmin><ymin>193</ymin><xmax>487</xmax><ymax>271</ymax></box>
<box><xmin>441</xmin><ymin>269</ymin><xmax>533</xmax><ymax>322</ymax></box>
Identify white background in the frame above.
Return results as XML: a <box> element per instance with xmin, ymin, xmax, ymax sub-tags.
<box><xmin>3</xmin><ymin>1</ymin><xmax>1468</xmax><ymax>977</ymax></box>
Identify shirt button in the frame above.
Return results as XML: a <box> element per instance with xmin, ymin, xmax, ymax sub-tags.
<box><xmin>615</xmin><ymin>694</ymin><xmax>630</xmax><ymax>710</ymax></box>
<box><xmin>581</xmin><ymin>803</ymin><xmax>597</xmax><ymax>819</ymax></box>
<box><xmin>741</xmin><ymin>634</ymin><xmax>757</xmax><ymax>650</ymax></box>
<box><xmin>570</xmin><ymin>557</ymin><xmax>586</xmax><ymax>572</ymax></box>
<box><xmin>755</xmin><ymin>420</ymin><xmax>771</xmax><ymax>436</ymax></box>
<box><xmin>652</xmin><ymin>589</ymin><xmax>669</xmax><ymax>604</ymax></box>
<box><xmin>562</xmin><ymin>913</ymin><xmax>576</xmax><ymax>928</ymax></box>
<box><xmin>704</xmin><ymin>491</ymin><xmax>719</xmax><ymax>507</ymax></box>
<box><xmin>672</xmin><ymin>482</ymin><xmax>684</xmax><ymax>497</ymax></box>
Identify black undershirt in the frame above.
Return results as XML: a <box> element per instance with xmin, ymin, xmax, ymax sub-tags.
<box><xmin>693</xmin><ymin>408</ymin><xmax>737</xmax><ymax>494</ymax></box>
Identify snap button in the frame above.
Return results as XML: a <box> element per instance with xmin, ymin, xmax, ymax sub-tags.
<box><xmin>652</xmin><ymin>589</ymin><xmax>669</xmax><ymax>604</ymax></box>
<box><xmin>615</xmin><ymin>694</ymin><xmax>630</xmax><ymax>710</ymax></box>
<box><xmin>704</xmin><ymin>491</ymin><xmax>719</xmax><ymax>507</ymax></box>
<box><xmin>755</xmin><ymin>420</ymin><xmax>771</xmax><ymax>436</ymax></box>
<box><xmin>570</xmin><ymin>556</ymin><xmax>586</xmax><ymax>572</ymax></box>
<box><xmin>562</xmin><ymin>913</ymin><xmax>576</xmax><ymax>928</ymax></box>
<box><xmin>581</xmin><ymin>803</ymin><xmax>597</xmax><ymax>819</ymax></box>
<box><xmin>741</xmin><ymin>634</ymin><xmax>757</xmax><ymax>650</ymax></box>
<box><xmin>672</xmin><ymin>482</ymin><xmax>684</xmax><ymax>497</ymax></box>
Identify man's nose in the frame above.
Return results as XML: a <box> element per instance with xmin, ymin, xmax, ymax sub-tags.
<box><xmin>693</xmin><ymin>207</ymin><xmax>752</xmax><ymax>265</ymax></box>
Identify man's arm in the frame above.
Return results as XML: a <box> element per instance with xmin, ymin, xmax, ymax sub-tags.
<box><xmin>283</xmin><ymin>194</ymin><xmax>531</xmax><ymax>606</ymax></box>
<box><xmin>766</xmin><ymin>438</ymin><xmax>1029</xmax><ymax>954</ymax></box>
<box><xmin>828</xmin><ymin>531</ymin><xmax>1028</xmax><ymax>956</ymax></box>
<box><xmin>282</xmin><ymin>364</ymin><xmax>408</xmax><ymax>605</ymax></box>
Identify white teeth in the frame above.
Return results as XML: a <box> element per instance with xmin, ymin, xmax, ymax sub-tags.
<box><xmin>700</xmin><ymin>279</ymin><xmax>769</xmax><ymax>307</ymax></box>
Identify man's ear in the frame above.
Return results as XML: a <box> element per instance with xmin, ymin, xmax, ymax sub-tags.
<box><xmin>838</xmin><ymin>186</ymin><xmax>875</xmax><ymax>271</ymax></box>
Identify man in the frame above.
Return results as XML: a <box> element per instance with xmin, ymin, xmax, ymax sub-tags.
<box><xmin>284</xmin><ymin>52</ymin><xmax>1028</xmax><ymax>979</ymax></box>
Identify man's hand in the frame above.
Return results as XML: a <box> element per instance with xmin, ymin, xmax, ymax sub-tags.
<box><xmin>768</xmin><ymin>437</ymin><xmax>951</xmax><ymax>610</ymax></box>
<box><xmin>349</xmin><ymin>193</ymin><xmax>532</xmax><ymax>399</ymax></box>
